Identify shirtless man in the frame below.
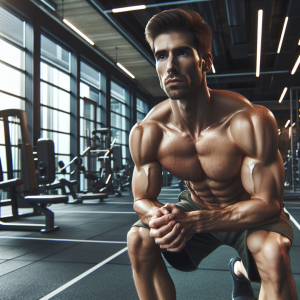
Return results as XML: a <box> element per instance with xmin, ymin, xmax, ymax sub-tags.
<box><xmin>127</xmin><ymin>9</ymin><xmax>296</xmax><ymax>300</ymax></box>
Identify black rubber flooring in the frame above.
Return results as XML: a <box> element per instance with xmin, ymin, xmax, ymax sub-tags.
<box><xmin>0</xmin><ymin>188</ymin><xmax>299</xmax><ymax>300</ymax></box>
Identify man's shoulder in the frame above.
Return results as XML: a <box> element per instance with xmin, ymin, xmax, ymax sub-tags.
<box><xmin>225</xmin><ymin>96</ymin><xmax>278</xmax><ymax>158</ymax></box>
<box><xmin>131</xmin><ymin>99</ymin><xmax>171</xmax><ymax>137</ymax></box>
<box><xmin>211</xmin><ymin>89</ymin><xmax>274</xmax><ymax>126</ymax></box>
<box><xmin>212</xmin><ymin>90</ymin><xmax>277</xmax><ymax>156</ymax></box>
<box><xmin>130</xmin><ymin>100</ymin><xmax>171</xmax><ymax>164</ymax></box>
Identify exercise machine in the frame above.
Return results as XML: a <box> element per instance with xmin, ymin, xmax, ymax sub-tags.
<box><xmin>0</xmin><ymin>109</ymin><xmax>68</xmax><ymax>233</ymax></box>
<box><xmin>58</xmin><ymin>146</ymin><xmax>109</xmax><ymax>203</ymax></box>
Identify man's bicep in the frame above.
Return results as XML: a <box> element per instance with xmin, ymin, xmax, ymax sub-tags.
<box><xmin>132</xmin><ymin>162</ymin><xmax>162</xmax><ymax>201</ymax></box>
<box><xmin>241</xmin><ymin>151</ymin><xmax>284</xmax><ymax>207</ymax></box>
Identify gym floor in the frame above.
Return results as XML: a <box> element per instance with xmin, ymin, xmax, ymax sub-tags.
<box><xmin>0</xmin><ymin>188</ymin><xmax>299</xmax><ymax>300</ymax></box>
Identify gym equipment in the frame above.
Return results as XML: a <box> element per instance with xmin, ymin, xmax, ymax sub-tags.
<box><xmin>111</xmin><ymin>146</ymin><xmax>133</xmax><ymax>197</ymax></box>
<box><xmin>86</xmin><ymin>129</ymin><xmax>115</xmax><ymax>194</ymax></box>
<box><xmin>0</xmin><ymin>109</ymin><xmax>68</xmax><ymax>233</ymax></box>
<box><xmin>58</xmin><ymin>146</ymin><xmax>109</xmax><ymax>203</ymax></box>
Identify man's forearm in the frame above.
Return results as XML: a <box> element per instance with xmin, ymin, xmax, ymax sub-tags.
<box><xmin>134</xmin><ymin>198</ymin><xmax>164</xmax><ymax>226</ymax></box>
<box><xmin>190</xmin><ymin>198</ymin><xmax>281</xmax><ymax>233</ymax></box>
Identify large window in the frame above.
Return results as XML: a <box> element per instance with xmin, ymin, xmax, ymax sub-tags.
<box><xmin>0</xmin><ymin>7</ymin><xmax>26</xmax><ymax>184</ymax></box>
<box><xmin>111</xmin><ymin>81</ymin><xmax>130</xmax><ymax>166</ymax></box>
<box><xmin>39</xmin><ymin>34</ymin><xmax>71</xmax><ymax>181</ymax></box>
<box><xmin>79</xmin><ymin>61</ymin><xmax>104</xmax><ymax>190</ymax></box>
<box><xmin>137</xmin><ymin>97</ymin><xmax>148</xmax><ymax>122</ymax></box>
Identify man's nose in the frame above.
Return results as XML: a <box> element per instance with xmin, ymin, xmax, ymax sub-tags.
<box><xmin>166</xmin><ymin>54</ymin><xmax>178</xmax><ymax>73</ymax></box>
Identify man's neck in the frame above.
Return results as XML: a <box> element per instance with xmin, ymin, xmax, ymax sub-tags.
<box><xmin>170</xmin><ymin>79</ymin><xmax>212</xmax><ymax>139</ymax></box>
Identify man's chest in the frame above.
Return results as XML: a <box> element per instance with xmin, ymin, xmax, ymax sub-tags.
<box><xmin>157</xmin><ymin>128</ymin><xmax>244</xmax><ymax>182</ymax></box>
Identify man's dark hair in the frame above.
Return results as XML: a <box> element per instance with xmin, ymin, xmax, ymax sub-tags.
<box><xmin>145</xmin><ymin>9</ymin><xmax>212</xmax><ymax>56</ymax></box>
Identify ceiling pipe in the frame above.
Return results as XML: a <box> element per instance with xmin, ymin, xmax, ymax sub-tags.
<box><xmin>206</xmin><ymin>70</ymin><xmax>289</xmax><ymax>78</ymax></box>
<box><xmin>225</xmin><ymin>0</ymin><xmax>246</xmax><ymax>45</ymax></box>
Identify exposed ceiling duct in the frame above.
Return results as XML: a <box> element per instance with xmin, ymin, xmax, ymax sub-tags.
<box><xmin>225</xmin><ymin>0</ymin><xmax>251</xmax><ymax>59</ymax></box>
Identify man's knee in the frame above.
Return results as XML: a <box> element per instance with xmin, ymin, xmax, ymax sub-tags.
<box><xmin>127</xmin><ymin>227</ymin><xmax>160</xmax><ymax>266</ymax></box>
<box><xmin>247</xmin><ymin>231</ymin><xmax>291</xmax><ymax>283</ymax></box>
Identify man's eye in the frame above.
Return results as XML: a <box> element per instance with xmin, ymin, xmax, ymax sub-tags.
<box><xmin>178</xmin><ymin>51</ymin><xmax>188</xmax><ymax>56</ymax></box>
<box><xmin>157</xmin><ymin>54</ymin><xmax>166</xmax><ymax>60</ymax></box>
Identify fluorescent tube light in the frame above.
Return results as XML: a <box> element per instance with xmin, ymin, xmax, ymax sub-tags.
<box><xmin>279</xmin><ymin>87</ymin><xmax>287</xmax><ymax>103</ymax></box>
<box><xmin>212</xmin><ymin>64</ymin><xmax>216</xmax><ymax>73</ymax></box>
<box><xmin>117</xmin><ymin>63</ymin><xmax>135</xmax><ymax>79</ymax></box>
<box><xmin>291</xmin><ymin>55</ymin><xmax>300</xmax><ymax>75</ymax></box>
<box><xmin>292</xmin><ymin>122</ymin><xmax>296</xmax><ymax>127</ymax></box>
<box><xmin>256</xmin><ymin>10</ymin><xmax>263</xmax><ymax>77</ymax></box>
<box><xmin>40</xmin><ymin>0</ymin><xmax>56</xmax><ymax>11</ymax></box>
<box><xmin>63</xmin><ymin>19</ymin><xmax>94</xmax><ymax>45</ymax></box>
<box><xmin>112</xmin><ymin>5</ymin><xmax>146</xmax><ymax>13</ymax></box>
<box><xmin>285</xmin><ymin>120</ymin><xmax>290</xmax><ymax>128</ymax></box>
<box><xmin>299</xmin><ymin>39</ymin><xmax>300</xmax><ymax>45</ymax></box>
<box><xmin>277</xmin><ymin>17</ymin><xmax>288</xmax><ymax>53</ymax></box>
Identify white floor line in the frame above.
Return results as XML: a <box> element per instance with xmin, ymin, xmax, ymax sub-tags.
<box><xmin>284</xmin><ymin>208</ymin><xmax>300</xmax><ymax>230</ymax></box>
<box><xmin>40</xmin><ymin>246</ymin><xmax>128</xmax><ymax>300</ymax></box>
<box><xmin>54</xmin><ymin>211</ymin><xmax>136</xmax><ymax>214</ymax></box>
<box><xmin>0</xmin><ymin>236</ymin><xmax>127</xmax><ymax>244</ymax></box>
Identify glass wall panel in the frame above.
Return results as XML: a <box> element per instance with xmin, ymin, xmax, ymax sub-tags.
<box><xmin>40</xmin><ymin>62</ymin><xmax>70</xmax><ymax>91</ymax></box>
<box><xmin>40</xmin><ymin>34</ymin><xmax>71</xmax><ymax>182</ymax></box>
<box><xmin>0</xmin><ymin>92</ymin><xmax>25</xmax><ymax>110</ymax></box>
<box><xmin>0</xmin><ymin>62</ymin><xmax>25</xmax><ymax>97</ymax></box>
<box><xmin>79</xmin><ymin>61</ymin><xmax>104</xmax><ymax>191</ymax></box>
<box><xmin>111</xmin><ymin>81</ymin><xmax>130</xmax><ymax>166</ymax></box>
<box><xmin>40</xmin><ymin>82</ymin><xmax>70</xmax><ymax>112</ymax></box>
<box><xmin>40</xmin><ymin>106</ymin><xmax>70</xmax><ymax>133</ymax></box>
<box><xmin>137</xmin><ymin>97</ymin><xmax>149</xmax><ymax>122</ymax></box>
<box><xmin>80</xmin><ymin>61</ymin><xmax>100</xmax><ymax>89</ymax></box>
<box><xmin>0</xmin><ymin>7</ymin><xmax>26</xmax><ymax>190</ymax></box>
<box><xmin>0</xmin><ymin>39</ymin><xmax>25</xmax><ymax>69</ymax></box>
<box><xmin>41</xmin><ymin>35</ymin><xmax>70</xmax><ymax>72</ymax></box>
<box><xmin>0</xmin><ymin>7</ymin><xmax>24</xmax><ymax>47</ymax></box>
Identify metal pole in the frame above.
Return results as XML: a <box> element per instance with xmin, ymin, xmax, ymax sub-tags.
<box><xmin>290</xmin><ymin>89</ymin><xmax>294</xmax><ymax>191</ymax></box>
<box><xmin>290</xmin><ymin>87</ymin><xmax>300</xmax><ymax>192</ymax></box>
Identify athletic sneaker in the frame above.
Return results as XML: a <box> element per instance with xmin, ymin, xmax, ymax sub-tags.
<box><xmin>228</xmin><ymin>257</ymin><xmax>254</xmax><ymax>300</ymax></box>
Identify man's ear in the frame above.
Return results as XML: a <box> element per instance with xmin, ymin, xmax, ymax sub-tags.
<box><xmin>202</xmin><ymin>52</ymin><xmax>213</xmax><ymax>72</ymax></box>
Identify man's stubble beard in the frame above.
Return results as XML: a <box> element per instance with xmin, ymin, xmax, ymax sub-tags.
<box><xmin>160</xmin><ymin>77</ymin><xmax>202</xmax><ymax>101</ymax></box>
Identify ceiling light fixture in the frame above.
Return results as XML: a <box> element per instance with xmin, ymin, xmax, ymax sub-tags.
<box><xmin>212</xmin><ymin>64</ymin><xmax>216</xmax><ymax>73</ymax></box>
<box><xmin>256</xmin><ymin>10</ymin><xmax>263</xmax><ymax>77</ymax></box>
<box><xmin>277</xmin><ymin>17</ymin><xmax>288</xmax><ymax>53</ymax></box>
<box><xmin>298</xmin><ymin>39</ymin><xmax>300</xmax><ymax>45</ymax></box>
<box><xmin>112</xmin><ymin>5</ymin><xmax>146</xmax><ymax>13</ymax></box>
<box><xmin>285</xmin><ymin>120</ymin><xmax>290</xmax><ymax>128</ymax></box>
<box><xmin>279</xmin><ymin>87</ymin><xmax>288</xmax><ymax>103</ymax></box>
<box><xmin>40</xmin><ymin>0</ymin><xmax>56</xmax><ymax>11</ymax></box>
<box><xmin>117</xmin><ymin>63</ymin><xmax>135</xmax><ymax>79</ymax></box>
<box><xmin>63</xmin><ymin>19</ymin><xmax>94</xmax><ymax>45</ymax></box>
<box><xmin>291</xmin><ymin>55</ymin><xmax>300</xmax><ymax>75</ymax></box>
<box><xmin>105</xmin><ymin>0</ymin><xmax>212</xmax><ymax>13</ymax></box>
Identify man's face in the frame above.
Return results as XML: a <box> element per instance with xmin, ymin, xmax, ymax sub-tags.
<box><xmin>154</xmin><ymin>30</ymin><xmax>203</xmax><ymax>100</ymax></box>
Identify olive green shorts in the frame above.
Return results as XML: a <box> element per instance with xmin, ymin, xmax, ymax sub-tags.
<box><xmin>132</xmin><ymin>190</ymin><xmax>293</xmax><ymax>283</ymax></box>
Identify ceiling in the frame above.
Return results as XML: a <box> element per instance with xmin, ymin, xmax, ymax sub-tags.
<box><xmin>35</xmin><ymin>0</ymin><xmax>300</xmax><ymax>106</ymax></box>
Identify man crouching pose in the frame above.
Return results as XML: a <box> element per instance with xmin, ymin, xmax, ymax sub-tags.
<box><xmin>127</xmin><ymin>9</ymin><xmax>296</xmax><ymax>300</ymax></box>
